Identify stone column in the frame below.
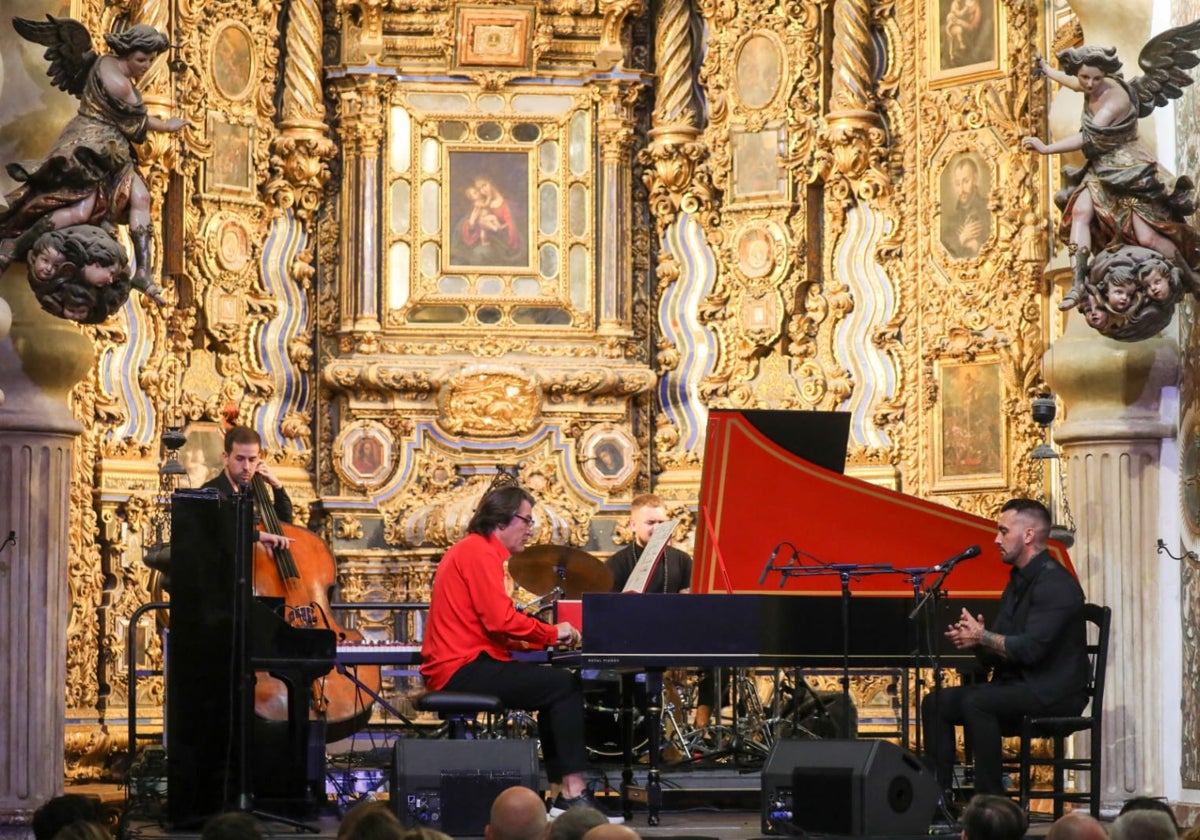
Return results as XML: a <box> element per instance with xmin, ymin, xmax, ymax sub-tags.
<box><xmin>0</xmin><ymin>272</ymin><xmax>93</xmax><ymax>829</ymax></box>
<box><xmin>1044</xmin><ymin>316</ymin><xmax>1178</xmax><ymax>812</ymax></box>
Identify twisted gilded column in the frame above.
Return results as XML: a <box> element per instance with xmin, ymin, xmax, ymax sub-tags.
<box><xmin>1044</xmin><ymin>317</ymin><xmax>1178</xmax><ymax>812</ymax></box>
<box><xmin>639</xmin><ymin>0</ymin><xmax>707</xmax><ymax>227</ymax></box>
<box><xmin>0</xmin><ymin>272</ymin><xmax>93</xmax><ymax>828</ymax></box>
<box><xmin>819</xmin><ymin>0</ymin><xmax>889</xmax><ymax>202</ymax></box>
<box><xmin>331</xmin><ymin>73</ymin><xmax>389</xmax><ymax>333</ymax></box>
<box><xmin>268</xmin><ymin>0</ymin><xmax>335</xmax><ymax>219</ymax></box>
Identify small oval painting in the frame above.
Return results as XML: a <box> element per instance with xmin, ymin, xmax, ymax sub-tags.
<box><xmin>212</xmin><ymin>23</ymin><xmax>254</xmax><ymax>101</ymax></box>
<box><xmin>735</xmin><ymin>35</ymin><xmax>783</xmax><ymax>110</ymax></box>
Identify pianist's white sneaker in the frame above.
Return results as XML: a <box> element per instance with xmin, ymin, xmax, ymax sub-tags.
<box><xmin>548</xmin><ymin>791</ymin><xmax>625</xmax><ymax>824</ymax></box>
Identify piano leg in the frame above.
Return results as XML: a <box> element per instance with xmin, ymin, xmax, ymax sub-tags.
<box><xmin>618</xmin><ymin>671</ymin><xmax>636</xmax><ymax>822</ymax></box>
<box><xmin>643</xmin><ymin>669</ymin><xmax>663</xmax><ymax>825</ymax></box>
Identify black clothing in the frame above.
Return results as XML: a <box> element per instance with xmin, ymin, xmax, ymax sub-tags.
<box><xmin>922</xmin><ymin>550</ymin><xmax>1088</xmax><ymax>794</ymax></box>
<box><xmin>443</xmin><ymin>653</ymin><xmax>589</xmax><ymax>781</ymax></box>
<box><xmin>201</xmin><ymin>471</ymin><xmax>294</xmax><ymax>525</ymax></box>
<box><xmin>607</xmin><ymin>543</ymin><xmax>693</xmax><ymax>593</ymax></box>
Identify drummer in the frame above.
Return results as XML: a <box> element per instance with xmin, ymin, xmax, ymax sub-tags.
<box><xmin>606</xmin><ymin>494</ymin><xmax>719</xmax><ymax>730</ymax></box>
<box><xmin>420</xmin><ymin>481</ymin><xmax>622</xmax><ymax>822</ymax></box>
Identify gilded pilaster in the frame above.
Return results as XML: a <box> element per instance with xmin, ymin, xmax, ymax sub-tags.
<box><xmin>1045</xmin><ymin>322</ymin><xmax>1178</xmax><ymax>810</ymax></box>
<box><xmin>596</xmin><ymin>80</ymin><xmax>646</xmax><ymax>334</ymax></box>
<box><xmin>333</xmin><ymin>72</ymin><xmax>389</xmax><ymax>333</ymax></box>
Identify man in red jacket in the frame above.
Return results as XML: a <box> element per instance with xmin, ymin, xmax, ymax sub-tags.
<box><xmin>421</xmin><ymin>483</ymin><xmax>621</xmax><ymax>822</ymax></box>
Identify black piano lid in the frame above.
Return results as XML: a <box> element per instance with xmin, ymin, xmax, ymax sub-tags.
<box><xmin>724</xmin><ymin>409</ymin><xmax>851</xmax><ymax>476</ymax></box>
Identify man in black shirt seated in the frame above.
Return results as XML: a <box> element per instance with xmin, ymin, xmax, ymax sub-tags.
<box><xmin>202</xmin><ymin>425</ymin><xmax>292</xmax><ymax>552</ymax></box>
<box><xmin>922</xmin><ymin>498</ymin><xmax>1089</xmax><ymax>798</ymax></box>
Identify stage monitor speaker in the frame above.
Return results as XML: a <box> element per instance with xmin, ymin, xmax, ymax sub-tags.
<box><xmin>761</xmin><ymin>739</ymin><xmax>939</xmax><ymax>836</ymax></box>
<box><xmin>392</xmin><ymin>739</ymin><xmax>539</xmax><ymax>836</ymax></box>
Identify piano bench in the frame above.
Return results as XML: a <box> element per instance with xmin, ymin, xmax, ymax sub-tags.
<box><xmin>414</xmin><ymin>691</ymin><xmax>506</xmax><ymax>739</ymax></box>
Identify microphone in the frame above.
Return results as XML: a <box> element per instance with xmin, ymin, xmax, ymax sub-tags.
<box><xmin>937</xmin><ymin>544</ymin><xmax>982</xmax><ymax>570</ymax></box>
<box><xmin>759</xmin><ymin>544</ymin><xmax>783</xmax><ymax>585</ymax></box>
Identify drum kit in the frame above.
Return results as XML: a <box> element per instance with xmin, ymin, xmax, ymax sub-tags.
<box><xmin>507</xmin><ymin>545</ymin><xmax>854</xmax><ymax>763</ymax></box>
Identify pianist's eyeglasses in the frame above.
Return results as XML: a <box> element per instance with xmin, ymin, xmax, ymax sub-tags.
<box><xmin>512</xmin><ymin>513</ymin><xmax>534</xmax><ymax>527</ymax></box>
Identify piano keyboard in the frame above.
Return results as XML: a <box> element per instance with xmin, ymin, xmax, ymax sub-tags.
<box><xmin>336</xmin><ymin>642</ymin><xmax>421</xmax><ymax>665</ymax></box>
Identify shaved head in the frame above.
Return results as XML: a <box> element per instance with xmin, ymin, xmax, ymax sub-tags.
<box><xmin>1048</xmin><ymin>812</ymin><xmax>1107</xmax><ymax>840</ymax></box>
<box><xmin>485</xmin><ymin>786</ymin><xmax>547</xmax><ymax>840</ymax></box>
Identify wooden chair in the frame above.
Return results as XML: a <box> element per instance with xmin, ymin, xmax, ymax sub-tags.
<box><xmin>1012</xmin><ymin>603</ymin><xmax>1111</xmax><ymax>818</ymax></box>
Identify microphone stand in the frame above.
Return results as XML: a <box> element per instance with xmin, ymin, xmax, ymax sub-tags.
<box><xmin>766</xmin><ymin>557</ymin><xmax>900</xmax><ymax>741</ymax></box>
<box><xmin>905</xmin><ymin>560</ymin><xmax>958</xmax><ymax>821</ymax></box>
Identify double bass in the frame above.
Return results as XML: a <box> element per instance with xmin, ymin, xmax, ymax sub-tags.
<box><xmin>249</xmin><ymin>473</ymin><xmax>380</xmax><ymax>740</ymax></box>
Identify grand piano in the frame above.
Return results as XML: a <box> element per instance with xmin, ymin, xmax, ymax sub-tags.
<box><xmin>578</xmin><ymin>409</ymin><xmax>1076</xmax><ymax>823</ymax></box>
<box><xmin>166</xmin><ymin>490</ymin><xmax>335</xmax><ymax>827</ymax></box>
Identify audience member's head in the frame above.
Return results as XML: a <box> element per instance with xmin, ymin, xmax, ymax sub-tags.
<box><xmin>547</xmin><ymin>805</ymin><xmax>608</xmax><ymax>840</ymax></box>
<box><xmin>1180</xmin><ymin>824</ymin><xmax>1200</xmax><ymax>840</ymax></box>
<box><xmin>1109</xmin><ymin>809</ymin><xmax>1178</xmax><ymax>840</ymax></box>
<box><xmin>960</xmin><ymin>794</ymin><xmax>1027</xmax><ymax>840</ymax></box>
<box><xmin>400</xmin><ymin>829</ymin><xmax>452</xmax><ymax>840</ymax></box>
<box><xmin>33</xmin><ymin>795</ymin><xmax>102</xmax><ymax>840</ymax></box>
<box><xmin>201</xmin><ymin>812</ymin><xmax>263</xmax><ymax>840</ymax></box>
<box><xmin>582</xmin><ymin>827</ymin><xmax>641</xmax><ymax>840</ymax></box>
<box><xmin>1047</xmin><ymin>811</ymin><xmax>1107</xmax><ymax>840</ymax></box>
<box><xmin>337</xmin><ymin>801</ymin><xmax>405</xmax><ymax>840</ymax></box>
<box><xmin>50</xmin><ymin>822</ymin><xmax>110</xmax><ymax>840</ymax></box>
<box><xmin>484</xmin><ymin>786</ymin><xmax>547</xmax><ymax>840</ymax></box>
<box><xmin>1118</xmin><ymin>797</ymin><xmax>1180</xmax><ymax>834</ymax></box>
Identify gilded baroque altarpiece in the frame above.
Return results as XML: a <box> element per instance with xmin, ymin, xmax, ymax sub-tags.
<box><xmin>0</xmin><ymin>0</ymin><xmax>1066</xmax><ymax>775</ymax></box>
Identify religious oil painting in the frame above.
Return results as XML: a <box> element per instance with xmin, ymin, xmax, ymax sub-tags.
<box><xmin>446</xmin><ymin>150</ymin><xmax>532</xmax><ymax>271</ymax></box>
<box><xmin>934</xmin><ymin>358</ymin><xmax>1007</xmax><ymax>490</ymax></box>
<box><xmin>205</xmin><ymin>115</ymin><xmax>254</xmax><ymax>196</ymax></box>
<box><xmin>731</xmin><ymin>128</ymin><xmax>786</xmax><ymax>201</ymax></box>
<box><xmin>210</xmin><ymin>22</ymin><xmax>255</xmax><ymax>100</ymax></box>
<box><xmin>580</xmin><ymin>425</ymin><xmax>637</xmax><ymax>489</ymax></box>
<box><xmin>734</xmin><ymin>34</ymin><xmax>783</xmax><ymax>110</ymax></box>
<box><xmin>929</xmin><ymin>0</ymin><xmax>1003</xmax><ymax>85</ymax></box>
<box><xmin>455</xmin><ymin>6</ymin><xmax>534</xmax><ymax>69</ymax></box>
<box><xmin>938</xmin><ymin>152</ymin><xmax>993</xmax><ymax>260</ymax></box>
<box><xmin>736</xmin><ymin>225</ymin><xmax>776</xmax><ymax>279</ymax></box>
<box><xmin>337</xmin><ymin>423</ymin><xmax>394</xmax><ymax>489</ymax></box>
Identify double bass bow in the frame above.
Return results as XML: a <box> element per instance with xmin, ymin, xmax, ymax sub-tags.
<box><xmin>248</xmin><ymin>472</ymin><xmax>380</xmax><ymax>740</ymax></box>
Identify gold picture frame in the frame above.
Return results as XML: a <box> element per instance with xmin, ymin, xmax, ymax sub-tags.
<box><xmin>454</xmin><ymin>6</ymin><xmax>535</xmax><ymax>69</ymax></box>
<box><xmin>929</xmin><ymin>0</ymin><xmax>1004</xmax><ymax>86</ymax></box>
<box><xmin>204</xmin><ymin>114</ymin><xmax>255</xmax><ymax>197</ymax></box>
<box><xmin>444</xmin><ymin>148</ymin><xmax>534</xmax><ymax>272</ymax></box>
<box><xmin>932</xmin><ymin>357</ymin><xmax>1007</xmax><ymax>491</ymax></box>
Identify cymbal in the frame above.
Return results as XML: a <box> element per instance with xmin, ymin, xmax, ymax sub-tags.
<box><xmin>509</xmin><ymin>544</ymin><xmax>614</xmax><ymax>599</ymax></box>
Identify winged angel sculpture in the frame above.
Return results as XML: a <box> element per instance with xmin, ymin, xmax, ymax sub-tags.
<box><xmin>0</xmin><ymin>16</ymin><xmax>186</xmax><ymax>323</ymax></box>
<box><xmin>1022</xmin><ymin>21</ymin><xmax>1200</xmax><ymax>341</ymax></box>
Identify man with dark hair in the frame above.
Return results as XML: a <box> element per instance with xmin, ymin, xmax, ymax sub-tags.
<box><xmin>31</xmin><ymin>794</ymin><xmax>101</xmax><ymax>840</ymax></box>
<box><xmin>201</xmin><ymin>425</ymin><xmax>292</xmax><ymax>551</ymax></box>
<box><xmin>960</xmin><ymin>794</ymin><xmax>1027</xmax><ymax>840</ymax></box>
<box><xmin>421</xmin><ymin>484</ymin><xmax>620</xmax><ymax>823</ymax></box>
<box><xmin>922</xmin><ymin>498</ymin><xmax>1089</xmax><ymax>799</ymax></box>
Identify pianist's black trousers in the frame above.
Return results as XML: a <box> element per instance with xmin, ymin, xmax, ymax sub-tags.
<box><xmin>921</xmin><ymin>680</ymin><xmax>1082</xmax><ymax>796</ymax></box>
<box><xmin>444</xmin><ymin>652</ymin><xmax>589</xmax><ymax>782</ymax></box>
